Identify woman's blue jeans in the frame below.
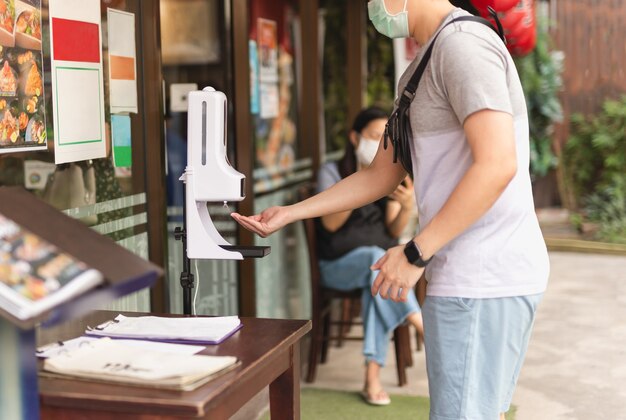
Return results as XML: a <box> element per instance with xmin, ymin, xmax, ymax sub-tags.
<box><xmin>319</xmin><ymin>246</ymin><xmax>420</xmax><ymax>366</ymax></box>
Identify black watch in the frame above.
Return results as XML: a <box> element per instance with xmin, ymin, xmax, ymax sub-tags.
<box><xmin>404</xmin><ymin>240</ymin><xmax>433</xmax><ymax>268</ymax></box>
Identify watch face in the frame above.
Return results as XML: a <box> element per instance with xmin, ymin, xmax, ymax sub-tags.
<box><xmin>404</xmin><ymin>240</ymin><xmax>421</xmax><ymax>264</ymax></box>
<box><xmin>405</xmin><ymin>240</ymin><xmax>430</xmax><ymax>267</ymax></box>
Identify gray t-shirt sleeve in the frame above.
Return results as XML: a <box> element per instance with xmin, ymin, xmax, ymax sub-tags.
<box><xmin>316</xmin><ymin>162</ymin><xmax>341</xmax><ymax>193</ymax></box>
<box><xmin>434</xmin><ymin>30</ymin><xmax>512</xmax><ymax>124</ymax></box>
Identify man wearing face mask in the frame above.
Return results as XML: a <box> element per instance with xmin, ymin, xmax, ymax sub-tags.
<box><xmin>233</xmin><ymin>1</ymin><xmax>548</xmax><ymax>418</ymax></box>
<box><xmin>316</xmin><ymin>107</ymin><xmax>423</xmax><ymax>406</ymax></box>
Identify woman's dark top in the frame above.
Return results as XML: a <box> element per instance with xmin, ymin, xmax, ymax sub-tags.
<box><xmin>315</xmin><ymin>162</ymin><xmax>397</xmax><ymax>260</ymax></box>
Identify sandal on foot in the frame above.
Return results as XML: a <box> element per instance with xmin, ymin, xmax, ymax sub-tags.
<box><xmin>360</xmin><ymin>389</ymin><xmax>391</xmax><ymax>406</ymax></box>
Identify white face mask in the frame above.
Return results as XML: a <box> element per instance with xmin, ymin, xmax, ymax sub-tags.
<box><xmin>368</xmin><ymin>0</ymin><xmax>410</xmax><ymax>39</ymax></box>
<box><xmin>355</xmin><ymin>137</ymin><xmax>380</xmax><ymax>167</ymax></box>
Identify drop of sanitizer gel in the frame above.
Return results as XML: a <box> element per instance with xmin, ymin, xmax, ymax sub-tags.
<box><xmin>223</xmin><ymin>201</ymin><xmax>230</xmax><ymax>211</ymax></box>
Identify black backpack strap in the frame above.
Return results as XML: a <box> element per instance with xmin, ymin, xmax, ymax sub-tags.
<box><xmin>397</xmin><ymin>14</ymin><xmax>505</xmax><ymax>109</ymax></box>
<box><xmin>384</xmin><ymin>13</ymin><xmax>506</xmax><ymax>175</ymax></box>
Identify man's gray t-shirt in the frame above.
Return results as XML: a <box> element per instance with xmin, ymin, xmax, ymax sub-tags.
<box><xmin>398</xmin><ymin>8</ymin><xmax>549</xmax><ymax>298</ymax></box>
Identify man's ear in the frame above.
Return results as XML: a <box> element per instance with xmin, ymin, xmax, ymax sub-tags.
<box><xmin>349</xmin><ymin>130</ymin><xmax>359</xmax><ymax>147</ymax></box>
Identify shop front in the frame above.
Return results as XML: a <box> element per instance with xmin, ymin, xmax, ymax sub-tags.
<box><xmin>0</xmin><ymin>0</ymin><xmax>369</xmax><ymax>320</ymax></box>
<box><xmin>0</xmin><ymin>0</ymin><xmax>166</xmax><ymax>312</ymax></box>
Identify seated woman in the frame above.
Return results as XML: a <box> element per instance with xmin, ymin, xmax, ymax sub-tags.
<box><xmin>316</xmin><ymin>107</ymin><xmax>424</xmax><ymax>406</ymax></box>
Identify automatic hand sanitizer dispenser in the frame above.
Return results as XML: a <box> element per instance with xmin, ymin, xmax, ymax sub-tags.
<box><xmin>178</xmin><ymin>87</ymin><xmax>270</xmax><ymax>260</ymax></box>
<box><xmin>187</xmin><ymin>87</ymin><xmax>245</xmax><ymax>204</ymax></box>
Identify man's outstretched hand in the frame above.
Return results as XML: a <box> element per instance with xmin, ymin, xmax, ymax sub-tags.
<box><xmin>231</xmin><ymin>206</ymin><xmax>292</xmax><ymax>238</ymax></box>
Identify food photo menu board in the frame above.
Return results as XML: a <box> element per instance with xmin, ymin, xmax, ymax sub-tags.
<box><xmin>0</xmin><ymin>0</ymin><xmax>46</xmax><ymax>154</ymax></box>
<box><xmin>0</xmin><ymin>211</ymin><xmax>103</xmax><ymax>321</ymax></box>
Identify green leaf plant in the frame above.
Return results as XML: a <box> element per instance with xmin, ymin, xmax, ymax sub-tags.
<box><xmin>513</xmin><ymin>16</ymin><xmax>564</xmax><ymax>179</ymax></box>
<box><xmin>563</xmin><ymin>96</ymin><xmax>626</xmax><ymax>244</ymax></box>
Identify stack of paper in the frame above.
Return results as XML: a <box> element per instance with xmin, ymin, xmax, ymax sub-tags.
<box><xmin>43</xmin><ymin>338</ymin><xmax>238</xmax><ymax>391</ymax></box>
<box><xmin>86</xmin><ymin>314</ymin><xmax>242</xmax><ymax>344</ymax></box>
<box><xmin>37</xmin><ymin>336</ymin><xmax>206</xmax><ymax>359</ymax></box>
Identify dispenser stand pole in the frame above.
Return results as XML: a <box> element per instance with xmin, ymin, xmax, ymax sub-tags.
<box><xmin>175</xmin><ymin>186</ymin><xmax>195</xmax><ymax>316</ymax></box>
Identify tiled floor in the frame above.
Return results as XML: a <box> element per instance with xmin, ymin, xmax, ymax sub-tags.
<box><xmin>304</xmin><ymin>251</ymin><xmax>626</xmax><ymax>420</ymax></box>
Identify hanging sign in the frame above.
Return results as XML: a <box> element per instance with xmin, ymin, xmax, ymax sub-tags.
<box><xmin>49</xmin><ymin>0</ymin><xmax>106</xmax><ymax>164</ymax></box>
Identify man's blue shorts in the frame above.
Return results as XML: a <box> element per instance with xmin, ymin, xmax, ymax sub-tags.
<box><xmin>423</xmin><ymin>293</ymin><xmax>543</xmax><ymax>420</ymax></box>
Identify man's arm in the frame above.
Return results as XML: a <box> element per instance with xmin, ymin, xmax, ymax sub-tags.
<box><xmin>232</xmin><ymin>137</ymin><xmax>407</xmax><ymax>237</ymax></box>
<box><xmin>371</xmin><ymin>109</ymin><xmax>518</xmax><ymax>301</ymax></box>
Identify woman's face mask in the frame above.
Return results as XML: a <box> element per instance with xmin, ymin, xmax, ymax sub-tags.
<box><xmin>368</xmin><ymin>0</ymin><xmax>410</xmax><ymax>39</ymax></box>
<box><xmin>355</xmin><ymin>136</ymin><xmax>380</xmax><ymax>167</ymax></box>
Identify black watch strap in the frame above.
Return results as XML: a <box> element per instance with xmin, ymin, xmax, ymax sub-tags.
<box><xmin>404</xmin><ymin>240</ymin><xmax>433</xmax><ymax>268</ymax></box>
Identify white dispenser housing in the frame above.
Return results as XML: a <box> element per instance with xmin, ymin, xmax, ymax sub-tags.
<box><xmin>179</xmin><ymin>87</ymin><xmax>245</xmax><ymax>260</ymax></box>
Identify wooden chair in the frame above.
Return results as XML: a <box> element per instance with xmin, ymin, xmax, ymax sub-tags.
<box><xmin>299</xmin><ymin>185</ymin><xmax>413</xmax><ymax>386</ymax></box>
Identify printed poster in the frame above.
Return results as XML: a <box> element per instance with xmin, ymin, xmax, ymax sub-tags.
<box><xmin>111</xmin><ymin>114</ymin><xmax>131</xmax><ymax>168</ymax></box>
<box><xmin>257</xmin><ymin>18</ymin><xmax>278</xmax><ymax>119</ymax></box>
<box><xmin>0</xmin><ymin>0</ymin><xmax>47</xmax><ymax>154</ymax></box>
<box><xmin>49</xmin><ymin>0</ymin><xmax>106</xmax><ymax>164</ymax></box>
<box><xmin>257</xmin><ymin>18</ymin><xmax>277</xmax><ymax>83</ymax></box>
<box><xmin>259</xmin><ymin>82</ymin><xmax>278</xmax><ymax>119</ymax></box>
<box><xmin>107</xmin><ymin>8</ymin><xmax>137</xmax><ymax>114</ymax></box>
<box><xmin>249</xmin><ymin>39</ymin><xmax>259</xmax><ymax>114</ymax></box>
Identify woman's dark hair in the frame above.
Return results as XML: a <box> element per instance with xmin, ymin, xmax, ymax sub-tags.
<box><xmin>337</xmin><ymin>107</ymin><xmax>388</xmax><ymax>179</ymax></box>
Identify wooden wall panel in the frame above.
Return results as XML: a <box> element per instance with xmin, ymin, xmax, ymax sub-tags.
<box><xmin>552</xmin><ymin>0</ymin><xmax>626</xmax><ymax>146</ymax></box>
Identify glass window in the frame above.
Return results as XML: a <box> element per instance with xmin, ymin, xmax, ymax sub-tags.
<box><xmin>0</xmin><ymin>0</ymin><xmax>154</xmax><ymax>312</ymax></box>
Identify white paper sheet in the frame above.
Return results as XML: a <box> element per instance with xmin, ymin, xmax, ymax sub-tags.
<box><xmin>49</xmin><ymin>0</ymin><xmax>106</xmax><ymax>164</ymax></box>
<box><xmin>86</xmin><ymin>314</ymin><xmax>241</xmax><ymax>343</ymax></box>
<box><xmin>259</xmin><ymin>82</ymin><xmax>279</xmax><ymax>119</ymax></box>
<box><xmin>37</xmin><ymin>336</ymin><xmax>205</xmax><ymax>359</ymax></box>
<box><xmin>43</xmin><ymin>338</ymin><xmax>237</xmax><ymax>386</ymax></box>
<box><xmin>107</xmin><ymin>9</ymin><xmax>138</xmax><ymax>114</ymax></box>
<box><xmin>23</xmin><ymin>160</ymin><xmax>56</xmax><ymax>190</ymax></box>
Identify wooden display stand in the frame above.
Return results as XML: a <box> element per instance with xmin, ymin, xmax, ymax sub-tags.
<box><xmin>0</xmin><ymin>187</ymin><xmax>162</xmax><ymax>420</ymax></box>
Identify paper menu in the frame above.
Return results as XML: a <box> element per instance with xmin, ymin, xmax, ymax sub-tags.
<box><xmin>37</xmin><ymin>336</ymin><xmax>206</xmax><ymax>359</ymax></box>
<box><xmin>86</xmin><ymin>314</ymin><xmax>242</xmax><ymax>344</ymax></box>
<box><xmin>0</xmin><ymin>211</ymin><xmax>103</xmax><ymax>320</ymax></box>
<box><xmin>43</xmin><ymin>338</ymin><xmax>238</xmax><ymax>388</ymax></box>
<box><xmin>49</xmin><ymin>0</ymin><xmax>106</xmax><ymax>164</ymax></box>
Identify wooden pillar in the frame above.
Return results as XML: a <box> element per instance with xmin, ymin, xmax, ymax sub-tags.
<box><xmin>346</xmin><ymin>0</ymin><xmax>367</xmax><ymax>127</ymax></box>
<box><xmin>299</xmin><ymin>0</ymin><xmax>321</xmax><ymax>172</ymax></box>
<box><xmin>231</xmin><ymin>0</ymin><xmax>257</xmax><ymax>317</ymax></box>
<box><xmin>136</xmin><ymin>1</ymin><xmax>168</xmax><ymax>313</ymax></box>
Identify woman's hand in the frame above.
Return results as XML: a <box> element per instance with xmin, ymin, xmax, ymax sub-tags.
<box><xmin>388</xmin><ymin>177</ymin><xmax>414</xmax><ymax>211</ymax></box>
<box><xmin>231</xmin><ymin>206</ymin><xmax>292</xmax><ymax>238</ymax></box>
<box><xmin>370</xmin><ymin>244</ymin><xmax>423</xmax><ymax>302</ymax></box>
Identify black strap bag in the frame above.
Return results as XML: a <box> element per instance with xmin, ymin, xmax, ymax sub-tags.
<box><xmin>384</xmin><ymin>11</ymin><xmax>506</xmax><ymax>176</ymax></box>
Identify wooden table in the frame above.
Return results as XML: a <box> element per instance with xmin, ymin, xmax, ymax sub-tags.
<box><xmin>36</xmin><ymin>311</ymin><xmax>311</xmax><ymax>419</ymax></box>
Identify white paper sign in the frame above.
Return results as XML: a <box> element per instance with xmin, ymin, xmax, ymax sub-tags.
<box><xmin>23</xmin><ymin>160</ymin><xmax>56</xmax><ymax>190</ymax></box>
<box><xmin>259</xmin><ymin>83</ymin><xmax>279</xmax><ymax>119</ymax></box>
<box><xmin>170</xmin><ymin>83</ymin><xmax>198</xmax><ymax>113</ymax></box>
<box><xmin>49</xmin><ymin>0</ymin><xmax>106</xmax><ymax>164</ymax></box>
<box><xmin>107</xmin><ymin>9</ymin><xmax>138</xmax><ymax>114</ymax></box>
